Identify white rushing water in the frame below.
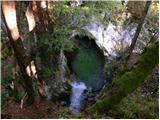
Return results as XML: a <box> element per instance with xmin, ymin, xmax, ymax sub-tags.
<box><xmin>43</xmin><ymin>82</ymin><xmax>52</xmax><ymax>100</ymax></box>
<box><xmin>69</xmin><ymin>81</ymin><xmax>87</xmax><ymax>115</ymax></box>
<box><xmin>59</xmin><ymin>50</ymin><xmax>65</xmax><ymax>81</ymax></box>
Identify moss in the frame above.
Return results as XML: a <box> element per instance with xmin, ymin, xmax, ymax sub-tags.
<box><xmin>114</xmin><ymin>43</ymin><xmax>159</xmax><ymax>95</ymax></box>
<box><xmin>85</xmin><ymin>86</ymin><xmax>124</xmax><ymax>113</ymax></box>
<box><xmin>85</xmin><ymin>43</ymin><xmax>158</xmax><ymax>113</ymax></box>
<box><xmin>108</xmin><ymin>90</ymin><xmax>159</xmax><ymax>119</ymax></box>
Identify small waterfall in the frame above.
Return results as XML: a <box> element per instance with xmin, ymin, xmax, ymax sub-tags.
<box><xmin>59</xmin><ymin>50</ymin><xmax>65</xmax><ymax>81</ymax></box>
<box><xmin>69</xmin><ymin>81</ymin><xmax>87</xmax><ymax>115</ymax></box>
<box><xmin>43</xmin><ymin>82</ymin><xmax>52</xmax><ymax>100</ymax></box>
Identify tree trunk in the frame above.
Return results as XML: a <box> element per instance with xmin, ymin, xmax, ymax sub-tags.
<box><xmin>25</xmin><ymin>2</ymin><xmax>46</xmax><ymax>99</ymax></box>
<box><xmin>85</xmin><ymin>42</ymin><xmax>158</xmax><ymax>114</ymax></box>
<box><xmin>125</xmin><ymin>1</ymin><xmax>151</xmax><ymax>66</ymax></box>
<box><xmin>34</xmin><ymin>1</ymin><xmax>52</xmax><ymax>33</ymax></box>
<box><xmin>2</xmin><ymin>1</ymin><xmax>35</xmax><ymax>104</ymax></box>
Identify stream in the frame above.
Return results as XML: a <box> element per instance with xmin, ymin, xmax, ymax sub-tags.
<box><xmin>69</xmin><ymin>81</ymin><xmax>87</xmax><ymax>115</ymax></box>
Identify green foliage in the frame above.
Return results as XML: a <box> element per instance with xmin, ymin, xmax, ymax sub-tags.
<box><xmin>109</xmin><ymin>98</ymin><xmax>139</xmax><ymax>118</ymax></box>
<box><xmin>84</xmin><ymin>1</ymin><xmax>123</xmax><ymax>24</ymax></box>
<box><xmin>58</xmin><ymin>107</ymin><xmax>82</xmax><ymax>119</ymax></box>
<box><xmin>53</xmin><ymin>28</ymin><xmax>76</xmax><ymax>52</ymax></box>
<box><xmin>38</xmin><ymin>28</ymin><xmax>75</xmax><ymax>53</ymax></box>
<box><xmin>84</xmin><ymin>1</ymin><xmax>123</xmax><ymax>11</ymax></box>
<box><xmin>109</xmin><ymin>90</ymin><xmax>159</xmax><ymax>119</ymax></box>
<box><xmin>2</xmin><ymin>76</ymin><xmax>20</xmax><ymax>102</ymax></box>
<box><xmin>1</xmin><ymin>40</ymin><xmax>12</xmax><ymax>60</ymax></box>
<box><xmin>37</xmin><ymin>31</ymin><xmax>73</xmax><ymax>83</ymax></box>
<box><xmin>42</xmin><ymin>67</ymin><xmax>54</xmax><ymax>84</ymax></box>
<box><xmin>48</xmin><ymin>1</ymin><xmax>124</xmax><ymax>53</ymax></box>
<box><xmin>37</xmin><ymin>33</ymin><xmax>57</xmax><ymax>82</ymax></box>
<box><xmin>78</xmin><ymin>29</ymin><xmax>96</xmax><ymax>40</ymax></box>
<box><xmin>38</xmin><ymin>33</ymin><xmax>54</xmax><ymax>52</ymax></box>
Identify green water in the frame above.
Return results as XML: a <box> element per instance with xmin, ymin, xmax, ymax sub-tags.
<box><xmin>72</xmin><ymin>46</ymin><xmax>104</xmax><ymax>91</ymax></box>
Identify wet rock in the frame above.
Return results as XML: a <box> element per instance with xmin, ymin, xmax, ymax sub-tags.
<box><xmin>59</xmin><ymin>101</ymin><xmax>67</xmax><ymax>106</ymax></box>
<box><xmin>87</xmin><ymin>97</ymin><xmax>95</xmax><ymax>101</ymax></box>
<box><xmin>87</xmin><ymin>93</ymin><xmax>95</xmax><ymax>97</ymax></box>
<box><xmin>60</xmin><ymin>88</ymin><xmax>65</xmax><ymax>93</ymax></box>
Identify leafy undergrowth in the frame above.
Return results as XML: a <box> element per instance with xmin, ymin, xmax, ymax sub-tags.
<box><xmin>108</xmin><ymin>91</ymin><xmax>158</xmax><ymax>119</ymax></box>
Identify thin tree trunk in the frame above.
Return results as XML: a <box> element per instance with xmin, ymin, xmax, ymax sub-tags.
<box><xmin>25</xmin><ymin>2</ymin><xmax>46</xmax><ymax>99</ymax></box>
<box><xmin>85</xmin><ymin>42</ymin><xmax>158</xmax><ymax>114</ymax></box>
<box><xmin>125</xmin><ymin>1</ymin><xmax>151</xmax><ymax>66</ymax></box>
<box><xmin>2</xmin><ymin>1</ymin><xmax>35</xmax><ymax>104</ymax></box>
<box><xmin>35</xmin><ymin>1</ymin><xmax>52</xmax><ymax>32</ymax></box>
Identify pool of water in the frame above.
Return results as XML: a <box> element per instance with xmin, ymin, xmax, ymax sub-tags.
<box><xmin>71</xmin><ymin>37</ymin><xmax>105</xmax><ymax>91</ymax></box>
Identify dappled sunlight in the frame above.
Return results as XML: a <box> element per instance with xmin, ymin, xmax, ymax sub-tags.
<box><xmin>30</xmin><ymin>60</ymin><xmax>37</xmax><ymax>78</ymax></box>
<box><xmin>26</xmin><ymin>60</ymin><xmax>37</xmax><ymax>79</ymax></box>
<box><xmin>9</xmin><ymin>81</ymin><xmax>15</xmax><ymax>90</ymax></box>
<box><xmin>26</xmin><ymin>65</ymin><xmax>31</xmax><ymax>77</ymax></box>
<box><xmin>32</xmin><ymin>1</ymin><xmax>37</xmax><ymax>12</ymax></box>
<box><xmin>41</xmin><ymin>1</ymin><xmax>47</xmax><ymax>9</ymax></box>
<box><xmin>25</xmin><ymin>6</ymin><xmax>36</xmax><ymax>32</ymax></box>
<box><xmin>2</xmin><ymin>1</ymin><xmax>20</xmax><ymax>40</ymax></box>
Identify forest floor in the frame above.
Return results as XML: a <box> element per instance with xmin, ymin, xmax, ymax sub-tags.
<box><xmin>1</xmin><ymin>53</ymin><xmax>159</xmax><ymax>119</ymax></box>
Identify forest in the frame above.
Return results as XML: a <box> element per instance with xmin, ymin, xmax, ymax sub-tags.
<box><xmin>1</xmin><ymin>0</ymin><xmax>159</xmax><ymax>119</ymax></box>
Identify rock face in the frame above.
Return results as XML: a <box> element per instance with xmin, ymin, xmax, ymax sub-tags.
<box><xmin>43</xmin><ymin>50</ymin><xmax>71</xmax><ymax>105</ymax></box>
<box><xmin>43</xmin><ymin>79</ymin><xmax>71</xmax><ymax>105</ymax></box>
<box><xmin>70</xmin><ymin>20</ymin><xmax>137</xmax><ymax>90</ymax></box>
<box><xmin>83</xmin><ymin>22</ymin><xmax>136</xmax><ymax>57</ymax></box>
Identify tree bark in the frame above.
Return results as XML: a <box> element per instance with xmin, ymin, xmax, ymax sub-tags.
<box><xmin>2</xmin><ymin>1</ymin><xmax>35</xmax><ymax>104</ymax></box>
<box><xmin>130</xmin><ymin>1</ymin><xmax>151</xmax><ymax>52</ymax></box>
<box><xmin>34</xmin><ymin>1</ymin><xmax>52</xmax><ymax>32</ymax></box>
<box><xmin>85</xmin><ymin>42</ymin><xmax>158</xmax><ymax>114</ymax></box>
<box><xmin>125</xmin><ymin>1</ymin><xmax>151</xmax><ymax>67</ymax></box>
<box><xmin>25</xmin><ymin>2</ymin><xmax>46</xmax><ymax>99</ymax></box>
